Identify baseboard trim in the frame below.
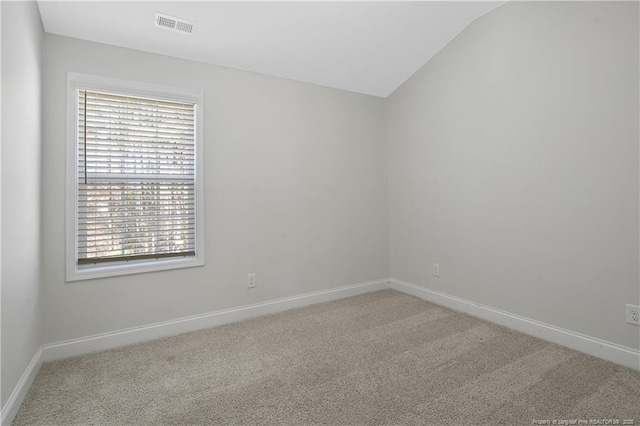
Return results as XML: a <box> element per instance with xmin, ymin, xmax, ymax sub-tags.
<box><xmin>42</xmin><ymin>279</ymin><xmax>390</xmax><ymax>362</ymax></box>
<box><xmin>1</xmin><ymin>345</ymin><xmax>43</xmax><ymax>426</ymax></box>
<box><xmin>7</xmin><ymin>277</ymin><xmax>638</xmax><ymax>425</ymax></box>
<box><xmin>390</xmin><ymin>279</ymin><xmax>640</xmax><ymax>371</ymax></box>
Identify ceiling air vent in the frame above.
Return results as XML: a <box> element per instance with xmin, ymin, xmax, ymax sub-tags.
<box><xmin>155</xmin><ymin>13</ymin><xmax>194</xmax><ymax>34</ymax></box>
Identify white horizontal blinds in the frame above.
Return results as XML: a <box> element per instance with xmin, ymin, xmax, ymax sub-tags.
<box><xmin>77</xmin><ymin>90</ymin><xmax>196</xmax><ymax>265</ymax></box>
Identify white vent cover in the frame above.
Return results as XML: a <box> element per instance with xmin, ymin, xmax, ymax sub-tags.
<box><xmin>155</xmin><ymin>13</ymin><xmax>194</xmax><ymax>34</ymax></box>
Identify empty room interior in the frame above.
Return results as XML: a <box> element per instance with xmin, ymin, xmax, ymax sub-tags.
<box><xmin>2</xmin><ymin>0</ymin><xmax>640</xmax><ymax>424</ymax></box>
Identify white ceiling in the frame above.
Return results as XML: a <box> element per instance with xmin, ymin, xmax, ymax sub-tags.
<box><xmin>37</xmin><ymin>1</ymin><xmax>503</xmax><ymax>98</ymax></box>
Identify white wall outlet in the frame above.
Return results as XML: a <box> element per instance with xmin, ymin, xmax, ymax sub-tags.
<box><xmin>432</xmin><ymin>263</ymin><xmax>440</xmax><ymax>277</ymax></box>
<box><xmin>626</xmin><ymin>304</ymin><xmax>639</xmax><ymax>326</ymax></box>
<box><xmin>247</xmin><ymin>273</ymin><xmax>256</xmax><ymax>289</ymax></box>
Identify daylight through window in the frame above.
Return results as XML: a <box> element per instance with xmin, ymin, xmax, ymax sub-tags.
<box><xmin>76</xmin><ymin>90</ymin><xmax>197</xmax><ymax>265</ymax></box>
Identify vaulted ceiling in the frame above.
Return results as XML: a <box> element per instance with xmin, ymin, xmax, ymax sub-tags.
<box><xmin>37</xmin><ymin>1</ymin><xmax>503</xmax><ymax>97</ymax></box>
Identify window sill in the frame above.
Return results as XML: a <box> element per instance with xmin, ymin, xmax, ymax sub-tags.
<box><xmin>66</xmin><ymin>255</ymin><xmax>204</xmax><ymax>282</ymax></box>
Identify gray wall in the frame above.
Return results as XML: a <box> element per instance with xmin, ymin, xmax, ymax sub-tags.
<box><xmin>9</xmin><ymin>0</ymin><xmax>639</xmax><ymax>398</ymax></box>
<box><xmin>1</xmin><ymin>1</ymin><xmax>43</xmax><ymax>408</ymax></box>
<box><xmin>41</xmin><ymin>34</ymin><xmax>389</xmax><ymax>344</ymax></box>
<box><xmin>387</xmin><ymin>1</ymin><xmax>639</xmax><ymax>349</ymax></box>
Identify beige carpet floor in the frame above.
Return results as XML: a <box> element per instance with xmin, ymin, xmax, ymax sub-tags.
<box><xmin>14</xmin><ymin>290</ymin><xmax>640</xmax><ymax>425</ymax></box>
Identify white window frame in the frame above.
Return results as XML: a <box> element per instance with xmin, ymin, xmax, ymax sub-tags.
<box><xmin>66</xmin><ymin>72</ymin><xmax>205</xmax><ymax>282</ymax></box>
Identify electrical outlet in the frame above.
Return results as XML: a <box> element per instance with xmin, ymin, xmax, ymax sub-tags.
<box><xmin>626</xmin><ymin>304</ymin><xmax>639</xmax><ymax>326</ymax></box>
<box><xmin>247</xmin><ymin>273</ymin><xmax>256</xmax><ymax>289</ymax></box>
<box><xmin>432</xmin><ymin>263</ymin><xmax>440</xmax><ymax>277</ymax></box>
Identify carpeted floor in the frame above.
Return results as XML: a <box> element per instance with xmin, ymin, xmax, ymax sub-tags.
<box><xmin>14</xmin><ymin>290</ymin><xmax>640</xmax><ymax>425</ymax></box>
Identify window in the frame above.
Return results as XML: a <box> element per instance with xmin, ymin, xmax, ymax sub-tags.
<box><xmin>66</xmin><ymin>73</ymin><xmax>204</xmax><ymax>281</ymax></box>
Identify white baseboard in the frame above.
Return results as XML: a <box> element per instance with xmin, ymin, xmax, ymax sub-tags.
<box><xmin>390</xmin><ymin>278</ymin><xmax>640</xmax><ymax>371</ymax></box>
<box><xmin>1</xmin><ymin>346</ymin><xmax>43</xmax><ymax>426</ymax></box>
<box><xmin>5</xmin><ymin>277</ymin><xmax>638</xmax><ymax>426</ymax></box>
<box><xmin>42</xmin><ymin>279</ymin><xmax>390</xmax><ymax>362</ymax></box>
<box><xmin>40</xmin><ymin>277</ymin><xmax>640</xmax><ymax>369</ymax></box>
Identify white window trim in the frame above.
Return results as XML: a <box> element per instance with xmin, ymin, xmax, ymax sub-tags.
<box><xmin>66</xmin><ymin>72</ymin><xmax>205</xmax><ymax>282</ymax></box>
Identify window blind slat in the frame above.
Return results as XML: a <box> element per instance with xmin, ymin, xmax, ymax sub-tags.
<box><xmin>83</xmin><ymin>94</ymin><xmax>193</xmax><ymax>105</ymax></box>
<box><xmin>81</xmin><ymin>149</ymin><xmax>194</xmax><ymax>155</ymax></box>
<box><xmin>79</xmin><ymin>214</ymin><xmax>195</xmax><ymax>222</ymax></box>
<box><xmin>78</xmin><ymin>167</ymin><xmax>195</xmax><ymax>174</ymax></box>
<box><xmin>78</xmin><ymin>193</ymin><xmax>196</xmax><ymax>200</ymax></box>
<box><xmin>80</xmin><ymin>225</ymin><xmax>195</xmax><ymax>237</ymax></box>
<box><xmin>79</xmin><ymin>221</ymin><xmax>195</xmax><ymax>228</ymax></box>
<box><xmin>79</xmin><ymin>238</ymin><xmax>196</xmax><ymax>250</ymax></box>
<box><xmin>80</xmin><ymin>239</ymin><xmax>194</xmax><ymax>248</ymax></box>
<box><xmin>83</xmin><ymin>117</ymin><xmax>194</xmax><ymax>128</ymax></box>
<box><xmin>78</xmin><ymin>109</ymin><xmax>193</xmax><ymax>120</ymax></box>
<box><xmin>78</xmin><ymin>251</ymin><xmax>196</xmax><ymax>266</ymax></box>
<box><xmin>82</xmin><ymin>106</ymin><xmax>196</xmax><ymax>119</ymax></box>
<box><xmin>83</xmin><ymin>138</ymin><xmax>195</xmax><ymax>144</ymax></box>
<box><xmin>81</xmin><ymin>129</ymin><xmax>195</xmax><ymax>139</ymax></box>
<box><xmin>79</xmin><ymin>208</ymin><xmax>195</xmax><ymax>215</ymax></box>
<box><xmin>79</xmin><ymin>240</ymin><xmax>196</xmax><ymax>250</ymax></box>
<box><xmin>83</xmin><ymin>95</ymin><xmax>194</xmax><ymax>110</ymax></box>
